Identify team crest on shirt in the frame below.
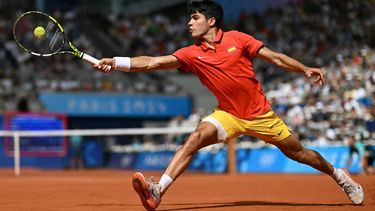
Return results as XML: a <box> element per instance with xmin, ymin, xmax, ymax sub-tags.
<box><xmin>227</xmin><ymin>46</ymin><xmax>236</xmax><ymax>53</ymax></box>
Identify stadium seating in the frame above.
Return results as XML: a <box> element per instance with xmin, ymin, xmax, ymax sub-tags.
<box><xmin>0</xmin><ymin>0</ymin><xmax>374</xmax><ymax>144</ymax></box>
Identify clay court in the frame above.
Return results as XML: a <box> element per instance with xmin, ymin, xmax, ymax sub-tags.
<box><xmin>0</xmin><ymin>169</ymin><xmax>374</xmax><ymax>210</ymax></box>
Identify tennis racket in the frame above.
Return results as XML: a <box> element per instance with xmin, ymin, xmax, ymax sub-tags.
<box><xmin>13</xmin><ymin>11</ymin><xmax>109</xmax><ymax>68</ymax></box>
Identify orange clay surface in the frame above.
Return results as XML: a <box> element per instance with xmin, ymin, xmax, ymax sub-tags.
<box><xmin>0</xmin><ymin>169</ymin><xmax>374</xmax><ymax>211</ymax></box>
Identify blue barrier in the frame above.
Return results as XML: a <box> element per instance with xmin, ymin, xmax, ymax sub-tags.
<box><xmin>83</xmin><ymin>140</ymin><xmax>103</xmax><ymax>168</ymax></box>
<box><xmin>237</xmin><ymin>146</ymin><xmax>361</xmax><ymax>173</ymax></box>
<box><xmin>0</xmin><ymin>142</ymin><xmax>366</xmax><ymax>173</ymax></box>
<box><xmin>0</xmin><ymin>141</ymin><xmax>69</xmax><ymax>168</ymax></box>
<box><xmin>39</xmin><ymin>93</ymin><xmax>191</xmax><ymax>117</ymax></box>
<box><xmin>106</xmin><ymin>146</ymin><xmax>363</xmax><ymax>173</ymax></box>
<box><xmin>0</xmin><ymin>140</ymin><xmax>102</xmax><ymax>169</ymax></box>
<box><xmin>237</xmin><ymin>147</ymin><xmax>286</xmax><ymax>173</ymax></box>
<box><xmin>3</xmin><ymin>113</ymin><xmax>67</xmax><ymax>157</ymax></box>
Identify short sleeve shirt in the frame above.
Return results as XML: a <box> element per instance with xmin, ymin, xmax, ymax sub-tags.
<box><xmin>173</xmin><ymin>29</ymin><xmax>270</xmax><ymax>119</ymax></box>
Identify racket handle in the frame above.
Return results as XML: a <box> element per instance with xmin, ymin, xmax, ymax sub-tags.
<box><xmin>82</xmin><ymin>53</ymin><xmax>112</xmax><ymax>70</ymax></box>
<box><xmin>81</xmin><ymin>53</ymin><xmax>99</xmax><ymax>64</ymax></box>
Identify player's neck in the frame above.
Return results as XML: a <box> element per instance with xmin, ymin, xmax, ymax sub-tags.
<box><xmin>201</xmin><ymin>28</ymin><xmax>219</xmax><ymax>49</ymax></box>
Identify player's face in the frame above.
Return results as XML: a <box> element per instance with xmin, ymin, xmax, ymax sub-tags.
<box><xmin>188</xmin><ymin>12</ymin><xmax>211</xmax><ymax>38</ymax></box>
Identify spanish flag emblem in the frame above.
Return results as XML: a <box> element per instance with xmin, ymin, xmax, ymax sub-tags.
<box><xmin>227</xmin><ymin>46</ymin><xmax>236</xmax><ymax>52</ymax></box>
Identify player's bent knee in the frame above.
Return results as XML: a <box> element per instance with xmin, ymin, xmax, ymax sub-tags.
<box><xmin>188</xmin><ymin>131</ymin><xmax>202</xmax><ymax>143</ymax></box>
<box><xmin>181</xmin><ymin>131</ymin><xmax>203</xmax><ymax>154</ymax></box>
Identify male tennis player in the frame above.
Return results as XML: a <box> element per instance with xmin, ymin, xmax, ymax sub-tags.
<box><xmin>94</xmin><ymin>1</ymin><xmax>364</xmax><ymax>209</ymax></box>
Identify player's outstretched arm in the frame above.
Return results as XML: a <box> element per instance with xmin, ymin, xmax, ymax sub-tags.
<box><xmin>257</xmin><ymin>47</ymin><xmax>325</xmax><ymax>86</ymax></box>
<box><xmin>93</xmin><ymin>55</ymin><xmax>181</xmax><ymax>73</ymax></box>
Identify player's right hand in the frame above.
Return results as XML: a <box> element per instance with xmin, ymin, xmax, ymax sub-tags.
<box><xmin>93</xmin><ymin>58</ymin><xmax>114</xmax><ymax>73</ymax></box>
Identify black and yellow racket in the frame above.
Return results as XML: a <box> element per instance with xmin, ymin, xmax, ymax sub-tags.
<box><xmin>13</xmin><ymin>11</ymin><xmax>109</xmax><ymax>68</ymax></box>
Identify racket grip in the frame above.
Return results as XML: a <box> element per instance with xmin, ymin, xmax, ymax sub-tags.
<box><xmin>82</xmin><ymin>53</ymin><xmax>112</xmax><ymax>70</ymax></box>
<box><xmin>82</xmin><ymin>53</ymin><xmax>99</xmax><ymax>64</ymax></box>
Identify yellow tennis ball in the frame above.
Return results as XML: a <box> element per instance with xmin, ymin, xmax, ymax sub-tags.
<box><xmin>34</xmin><ymin>26</ymin><xmax>45</xmax><ymax>38</ymax></box>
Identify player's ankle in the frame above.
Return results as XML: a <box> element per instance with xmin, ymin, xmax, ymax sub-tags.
<box><xmin>331</xmin><ymin>168</ymin><xmax>344</xmax><ymax>184</ymax></box>
<box><xmin>159</xmin><ymin>173</ymin><xmax>173</xmax><ymax>194</ymax></box>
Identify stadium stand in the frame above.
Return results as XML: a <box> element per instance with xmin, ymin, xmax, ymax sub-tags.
<box><xmin>0</xmin><ymin>0</ymin><xmax>374</xmax><ymax>146</ymax></box>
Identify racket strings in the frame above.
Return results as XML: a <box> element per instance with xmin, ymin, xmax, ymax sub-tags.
<box><xmin>49</xmin><ymin>24</ymin><xmax>62</xmax><ymax>51</ymax></box>
<box><xmin>13</xmin><ymin>12</ymin><xmax>65</xmax><ymax>56</ymax></box>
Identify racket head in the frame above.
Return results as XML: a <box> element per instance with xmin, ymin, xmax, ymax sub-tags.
<box><xmin>13</xmin><ymin>11</ymin><xmax>66</xmax><ymax>57</ymax></box>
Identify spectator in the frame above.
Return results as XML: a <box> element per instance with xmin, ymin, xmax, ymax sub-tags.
<box><xmin>346</xmin><ymin>135</ymin><xmax>375</xmax><ymax>175</ymax></box>
<box><xmin>69</xmin><ymin>133</ymin><xmax>84</xmax><ymax>169</ymax></box>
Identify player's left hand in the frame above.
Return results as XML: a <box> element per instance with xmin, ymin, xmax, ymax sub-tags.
<box><xmin>93</xmin><ymin>58</ymin><xmax>114</xmax><ymax>73</ymax></box>
<box><xmin>305</xmin><ymin>67</ymin><xmax>325</xmax><ymax>86</ymax></box>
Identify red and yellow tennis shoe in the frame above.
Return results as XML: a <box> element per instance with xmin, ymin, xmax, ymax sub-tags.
<box><xmin>132</xmin><ymin>172</ymin><xmax>161</xmax><ymax>210</ymax></box>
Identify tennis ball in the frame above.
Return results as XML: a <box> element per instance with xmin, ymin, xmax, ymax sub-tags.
<box><xmin>34</xmin><ymin>26</ymin><xmax>45</xmax><ymax>38</ymax></box>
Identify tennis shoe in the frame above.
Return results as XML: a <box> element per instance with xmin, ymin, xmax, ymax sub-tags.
<box><xmin>338</xmin><ymin>168</ymin><xmax>364</xmax><ymax>205</ymax></box>
<box><xmin>132</xmin><ymin>172</ymin><xmax>161</xmax><ymax>210</ymax></box>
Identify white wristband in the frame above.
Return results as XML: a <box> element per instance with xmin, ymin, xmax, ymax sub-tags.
<box><xmin>114</xmin><ymin>57</ymin><xmax>131</xmax><ymax>71</ymax></box>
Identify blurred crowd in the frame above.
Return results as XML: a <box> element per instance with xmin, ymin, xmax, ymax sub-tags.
<box><xmin>0</xmin><ymin>8</ymin><xmax>184</xmax><ymax>113</ymax></box>
<box><xmin>108</xmin><ymin>0</ymin><xmax>375</xmax><ymax>144</ymax></box>
<box><xmin>266</xmin><ymin>49</ymin><xmax>375</xmax><ymax>144</ymax></box>
<box><xmin>250</xmin><ymin>0</ymin><xmax>375</xmax><ymax>144</ymax></box>
<box><xmin>1</xmin><ymin>0</ymin><xmax>375</xmax><ymax>144</ymax></box>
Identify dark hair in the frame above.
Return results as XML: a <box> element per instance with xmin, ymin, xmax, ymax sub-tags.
<box><xmin>188</xmin><ymin>0</ymin><xmax>224</xmax><ymax>27</ymax></box>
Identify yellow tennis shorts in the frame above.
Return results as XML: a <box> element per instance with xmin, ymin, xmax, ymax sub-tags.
<box><xmin>201</xmin><ymin>108</ymin><xmax>291</xmax><ymax>143</ymax></box>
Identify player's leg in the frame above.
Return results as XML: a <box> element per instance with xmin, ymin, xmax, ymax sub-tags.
<box><xmin>132</xmin><ymin>122</ymin><xmax>219</xmax><ymax>210</ymax></box>
<box><xmin>272</xmin><ymin>133</ymin><xmax>334</xmax><ymax>174</ymax></box>
<box><xmin>164</xmin><ymin>122</ymin><xmax>219</xmax><ymax>179</ymax></box>
<box><xmin>272</xmin><ymin>133</ymin><xmax>364</xmax><ymax>205</ymax></box>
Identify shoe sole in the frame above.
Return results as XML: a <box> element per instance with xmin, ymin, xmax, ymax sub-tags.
<box><xmin>132</xmin><ymin>172</ymin><xmax>157</xmax><ymax>210</ymax></box>
<box><xmin>340</xmin><ymin>168</ymin><xmax>364</xmax><ymax>205</ymax></box>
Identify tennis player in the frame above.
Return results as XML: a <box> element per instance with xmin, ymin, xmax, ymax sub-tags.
<box><xmin>94</xmin><ymin>1</ymin><xmax>364</xmax><ymax>209</ymax></box>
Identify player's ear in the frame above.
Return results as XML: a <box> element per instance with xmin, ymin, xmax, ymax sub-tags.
<box><xmin>208</xmin><ymin>17</ymin><xmax>216</xmax><ymax>27</ymax></box>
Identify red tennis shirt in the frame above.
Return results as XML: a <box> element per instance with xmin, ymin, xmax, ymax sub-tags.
<box><xmin>173</xmin><ymin>29</ymin><xmax>271</xmax><ymax>119</ymax></box>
